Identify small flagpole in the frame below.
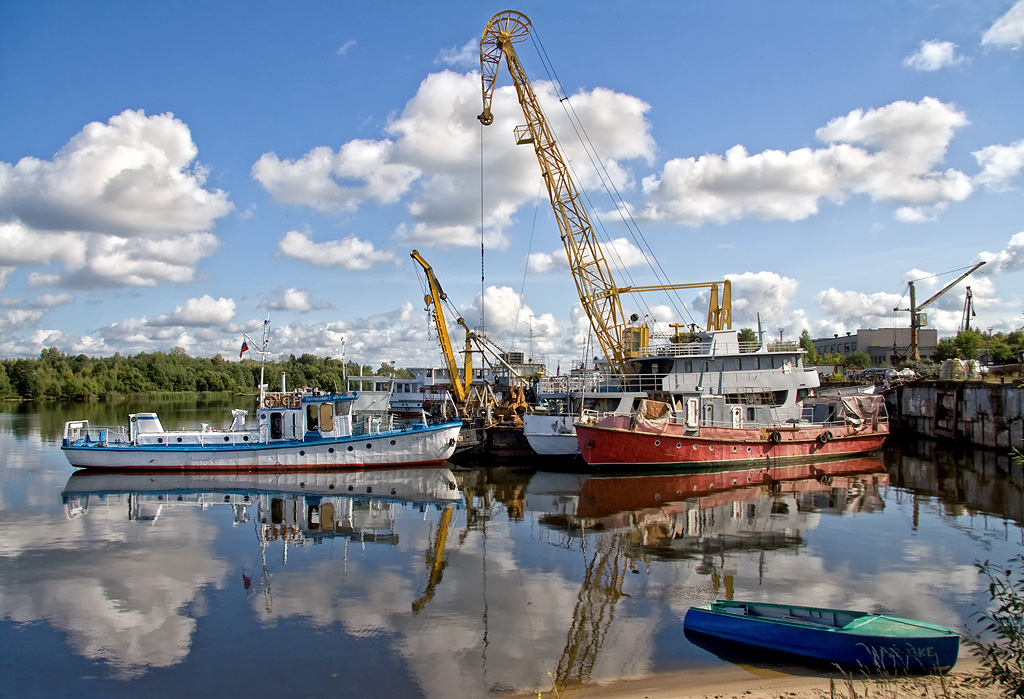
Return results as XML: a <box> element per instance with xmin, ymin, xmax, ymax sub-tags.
<box><xmin>242</xmin><ymin>317</ymin><xmax>272</xmax><ymax>406</ymax></box>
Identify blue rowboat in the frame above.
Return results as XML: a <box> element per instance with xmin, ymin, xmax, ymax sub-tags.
<box><xmin>684</xmin><ymin>600</ymin><xmax>959</xmax><ymax>673</ymax></box>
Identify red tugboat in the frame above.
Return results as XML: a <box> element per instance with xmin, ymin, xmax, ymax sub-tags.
<box><xmin>576</xmin><ymin>328</ymin><xmax>887</xmax><ymax>468</ymax></box>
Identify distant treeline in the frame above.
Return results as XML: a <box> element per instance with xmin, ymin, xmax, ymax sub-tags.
<box><xmin>0</xmin><ymin>347</ymin><xmax>412</xmax><ymax>401</ymax></box>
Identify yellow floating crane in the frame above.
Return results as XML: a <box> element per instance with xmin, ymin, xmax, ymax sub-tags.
<box><xmin>478</xmin><ymin>10</ymin><xmax>731</xmax><ymax>377</ymax></box>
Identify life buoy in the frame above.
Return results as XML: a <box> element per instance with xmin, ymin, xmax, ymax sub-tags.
<box><xmin>263</xmin><ymin>395</ymin><xmax>276</xmax><ymax>409</ymax></box>
<box><xmin>769</xmin><ymin>431</ymin><xmax>782</xmax><ymax>444</ymax></box>
<box><xmin>282</xmin><ymin>394</ymin><xmax>296</xmax><ymax>408</ymax></box>
<box><xmin>817</xmin><ymin>431</ymin><xmax>832</xmax><ymax>445</ymax></box>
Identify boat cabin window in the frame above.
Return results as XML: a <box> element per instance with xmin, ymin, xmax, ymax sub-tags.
<box><xmin>752</xmin><ymin>357</ymin><xmax>759</xmax><ymax>369</ymax></box>
<box><xmin>306</xmin><ymin>404</ymin><xmax>319</xmax><ymax>431</ymax></box>
<box><xmin>684</xmin><ymin>360</ymin><xmax>692</xmax><ymax>373</ymax></box>
<box><xmin>747</xmin><ymin>407</ymin><xmax>756</xmax><ymax>420</ymax></box>
<box><xmin>769</xmin><ymin>357</ymin><xmax>776</xmax><ymax>369</ymax></box>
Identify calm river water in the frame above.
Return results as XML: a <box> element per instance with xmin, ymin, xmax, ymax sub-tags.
<box><xmin>1</xmin><ymin>397</ymin><xmax>1021</xmax><ymax>698</ymax></box>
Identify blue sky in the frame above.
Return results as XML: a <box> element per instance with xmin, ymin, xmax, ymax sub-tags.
<box><xmin>1</xmin><ymin>1</ymin><xmax>1023</xmax><ymax>369</ymax></box>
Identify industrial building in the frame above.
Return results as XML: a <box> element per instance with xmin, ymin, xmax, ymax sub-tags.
<box><xmin>810</xmin><ymin>328</ymin><xmax>938</xmax><ymax>366</ymax></box>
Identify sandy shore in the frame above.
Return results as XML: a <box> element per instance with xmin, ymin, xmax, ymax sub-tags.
<box><xmin>503</xmin><ymin>657</ymin><xmax>1000</xmax><ymax>698</ymax></box>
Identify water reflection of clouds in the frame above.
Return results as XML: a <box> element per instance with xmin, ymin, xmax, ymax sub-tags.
<box><xmin>0</xmin><ymin>502</ymin><xmax>228</xmax><ymax>677</ymax></box>
<box><xmin>248</xmin><ymin>516</ymin><xmax>656</xmax><ymax>696</ymax></box>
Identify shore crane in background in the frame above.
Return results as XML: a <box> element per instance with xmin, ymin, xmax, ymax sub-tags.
<box><xmin>960</xmin><ymin>286</ymin><xmax>976</xmax><ymax>333</ymax></box>
<box><xmin>411</xmin><ymin>249</ymin><xmax>533</xmax><ymax>423</ymax></box>
<box><xmin>477</xmin><ymin>10</ymin><xmax>731</xmax><ymax>379</ymax></box>
<box><xmin>893</xmin><ymin>261</ymin><xmax>985</xmax><ymax>361</ymax></box>
<box><xmin>411</xmin><ymin>249</ymin><xmax>472</xmax><ymax>407</ymax></box>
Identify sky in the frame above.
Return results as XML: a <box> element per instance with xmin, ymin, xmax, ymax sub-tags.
<box><xmin>1</xmin><ymin>0</ymin><xmax>1023</xmax><ymax>370</ymax></box>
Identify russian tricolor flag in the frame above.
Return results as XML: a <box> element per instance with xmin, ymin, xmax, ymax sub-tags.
<box><xmin>239</xmin><ymin>339</ymin><xmax>249</xmax><ymax>358</ymax></box>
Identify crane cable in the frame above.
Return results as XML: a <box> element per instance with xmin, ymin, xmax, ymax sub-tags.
<box><xmin>529</xmin><ymin>27</ymin><xmax>699</xmax><ymax>329</ymax></box>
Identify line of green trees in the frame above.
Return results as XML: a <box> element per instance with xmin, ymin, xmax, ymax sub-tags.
<box><xmin>0</xmin><ymin>347</ymin><xmax>412</xmax><ymax>401</ymax></box>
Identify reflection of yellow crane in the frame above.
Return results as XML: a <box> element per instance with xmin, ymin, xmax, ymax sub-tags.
<box><xmin>412</xmin><ymin>504</ymin><xmax>453</xmax><ymax>614</ymax></box>
<box><xmin>550</xmin><ymin>533</ymin><xmax>629</xmax><ymax>698</ymax></box>
<box><xmin>478</xmin><ymin>10</ymin><xmax>731</xmax><ymax>378</ymax></box>
<box><xmin>893</xmin><ymin>261</ymin><xmax>985</xmax><ymax>360</ymax></box>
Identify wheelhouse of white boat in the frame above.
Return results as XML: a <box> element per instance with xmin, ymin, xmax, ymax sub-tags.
<box><xmin>625</xmin><ymin>328</ymin><xmax>822</xmax><ymax>426</ymax></box>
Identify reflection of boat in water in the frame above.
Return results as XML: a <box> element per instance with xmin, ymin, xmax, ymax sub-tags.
<box><xmin>575</xmin><ymin>456</ymin><xmax>888</xmax><ymax>519</ymax></box>
<box><xmin>62</xmin><ymin>468</ymin><xmax>462</xmax><ymax>543</ymax></box>
<box><xmin>535</xmin><ymin>457</ymin><xmax>888</xmax><ymax>562</ymax></box>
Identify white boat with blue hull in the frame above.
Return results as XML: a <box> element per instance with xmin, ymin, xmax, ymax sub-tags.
<box><xmin>62</xmin><ymin>388</ymin><xmax>461</xmax><ymax>471</ymax></box>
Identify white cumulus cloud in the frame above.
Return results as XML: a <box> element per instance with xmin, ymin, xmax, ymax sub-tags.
<box><xmin>150</xmin><ymin>295</ymin><xmax>236</xmax><ymax>327</ymax></box>
<box><xmin>903</xmin><ymin>40</ymin><xmax>965</xmax><ymax>71</ymax></box>
<box><xmin>973</xmin><ymin>139</ymin><xmax>1024</xmax><ymax>190</ymax></box>
<box><xmin>0</xmin><ymin>110</ymin><xmax>231</xmax><ymax>289</ymax></box>
<box><xmin>528</xmin><ymin>238</ymin><xmax>649</xmax><ymax>274</ymax></box>
<box><xmin>640</xmin><ymin>98</ymin><xmax>972</xmax><ymax>226</ymax></box>
<box><xmin>254</xmin><ymin>69</ymin><xmax>656</xmax><ymax>250</ymax></box>
<box><xmin>982</xmin><ymin>0</ymin><xmax>1024</xmax><ymax>49</ymax></box>
<box><xmin>260</xmin><ymin>288</ymin><xmax>331</xmax><ymax>313</ymax></box>
<box><xmin>252</xmin><ymin>141</ymin><xmax>420</xmax><ymax>215</ymax></box>
<box><xmin>0</xmin><ymin>109</ymin><xmax>232</xmax><ymax>236</ymax></box>
<box><xmin>277</xmin><ymin>230</ymin><xmax>395</xmax><ymax>269</ymax></box>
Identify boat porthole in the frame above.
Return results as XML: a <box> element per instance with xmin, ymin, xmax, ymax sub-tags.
<box><xmin>746</xmin><ymin>447</ymin><xmax>752</xmax><ymax>453</ymax></box>
<box><xmin>692</xmin><ymin>444</ymin><xmax>698</xmax><ymax>450</ymax></box>
<box><xmin>692</xmin><ymin>486</ymin><xmax>698</xmax><ymax>491</ymax></box>
<box><xmin>224</xmin><ymin>495</ymin><xmax>230</xmax><ymax>502</ymax></box>
<box><xmin>158</xmin><ymin>495</ymin><xmax>164</xmax><ymax>501</ymax></box>
<box><xmin>299</xmin><ymin>482</ymin><xmax>305</xmax><ymax>488</ymax></box>
<box><xmin>732</xmin><ymin>446</ymin><xmax>737</xmax><ymax>452</ymax></box>
<box><xmin>177</xmin><ymin>437</ymin><xmax>183</xmax><ymax>443</ymax></box>
<box><xmin>157</xmin><ymin>438</ymin><xmax>163</xmax><ymax>443</ymax></box>
<box><xmin>710</xmin><ymin>483</ymin><xmax>715</xmax><ymax>489</ymax></box>
<box><xmin>676</xmin><ymin>442</ymin><xmax>682</xmax><ymax>449</ymax></box>
<box><xmin>347</xmin><ymin>485</ymin><xmax>354</xmax><ymax>491</ymax></box>
<box><xmin>299</xmin><ymin>450</ymin><xmax>305</xmax><ymax>456</ymax></box>
<box><xmin>654</xmin><ymin>493</ymin><xmax>661</xmax><ymax>501</ymax></box>
<box><xmin>176</xmin><ymin>496</ymin><xmax>183</xmax><ymax>501</ymax></box>
<box><xmin>328</xmin><ymin>484</ymin><xmax>334</xmax><ymax>489</ymax></box>
<box><xmin>390</xmin><ymin>488</ymin><xmax>397</xmax><ymax>495</ymax></box>
<box><xmin>676</xmin><ymin>490</ymin><xmax>682</xmax><ymax>496</ymax></box>
<box><xmin>390</xmin><ymin>440</ymin><xmax>396</xmax><ymax>445</ymax></box>
<box><xmin>654</xmin><ymin>440</ymin><xmax>660</xmax><ymax>446</ymax></box>
<box><xmin>243</xmin><ymin>436</ymin><xmax>249</xmax><ymax>441</ymax></box>
<box><xmin>366</xmin><ymin>487</ymin><xmax>373</xmax><ymax>493</ymax></box>
<box><xmin>224</xmin><ymin>436</ymin><xmax>230</xmax><ymax>442</ymax></box>
<box><xmin>243</xmin><ymin>495</ymin><xmax>250</xmax><ymax>501</ymax></box>
<box><xmin>366</xmin><ymin>443</ymin><xmax>373</xmax><ymax>449</ymax></box>
<box><xmin>328</xmin><ymin>447</ymin><xmax>334</xmax><ymax>453</ymax></box>
<box><xmin>347</xmin><ymin>446</ymin><xmax>354</xmax><ymax>451</ymax></box>
<box><xmin>709</xmin><ymin>445</ymin><xmax>715</xmax><ymax>451</ymax></box>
